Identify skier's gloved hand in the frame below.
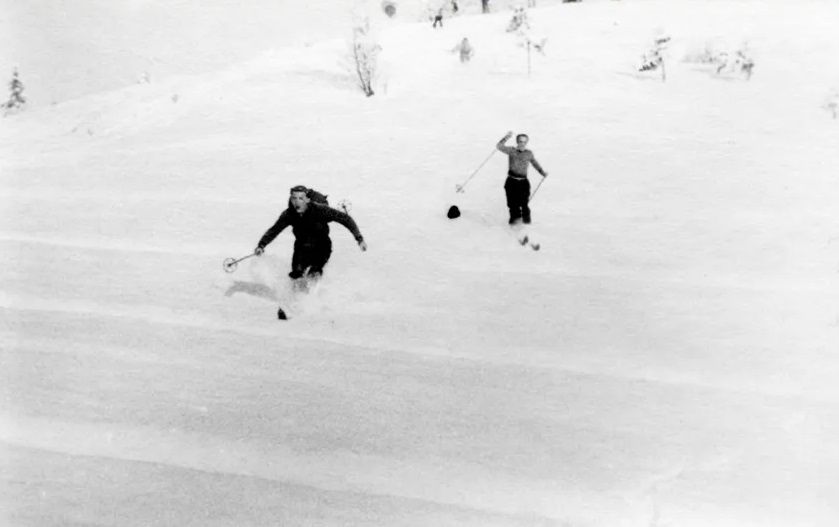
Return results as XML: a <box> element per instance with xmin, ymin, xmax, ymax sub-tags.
<box><xmin>502</xmin><ymin>131</ymin><xmax>513</xmax><ymax>140</ymax></box>
<box><xmin>542</xmin><ymin>172</ymin><xmax>548</xmax><ymax>178</ymax></box>
<box><xmin>358</xmin><ymin>240</ymin><xmax>368</xmax><ymax>252</ymax></box>
<box><xmin>254</xmin><ymin>247</ymin><xmax>264</xmax><ymax>256</ymax></box>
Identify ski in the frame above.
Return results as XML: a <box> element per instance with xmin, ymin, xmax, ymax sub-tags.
<box><xmin>509</xmin><ymin>223</ymin><xmax>541</xmax><ymax>251</ymax></box>
<box><xmin>517</xmin><ymin>234</ymin><xmax>541</xmax><ymax>251</ymax></box>
<box><xmin>276</xmin><ymin>275</ymin><xmax>323</xmax><ymax>320</ymax></box>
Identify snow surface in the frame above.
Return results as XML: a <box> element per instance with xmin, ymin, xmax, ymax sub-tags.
<box><xmin>2</xmin><ymin>0</ymin><xmax>839</xmax><ymax>525</ymax></box>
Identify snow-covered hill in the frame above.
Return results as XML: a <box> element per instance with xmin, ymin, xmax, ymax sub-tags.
<box><xmin>2</xmin><ymin>1</ymin><xmax>838</xmax><ymax>525</ymax></box>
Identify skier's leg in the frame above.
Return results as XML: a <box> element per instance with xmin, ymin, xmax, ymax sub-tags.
<box><xmin>289</xmin><ymin>246</ymin><xmax>307</xmax><ymax>279</ymax></box>
<box><xmin>306</xmin><ymin>243</ymin><xmax>332</xmax><ymax>279</ymax></box>
<box><xmin>290</xmin><ymin>243</ymin><xmax>321</xmax><ymax>279</ymax></box>
<box><xmin>521</xmin><ymin>179</ymin><xmax>532</xmax><ymax>224</ymax></box>
<box><xmin>504</xmin><ymin>177</ymin><xmax>521</xmax><ymax>224</ymax></box>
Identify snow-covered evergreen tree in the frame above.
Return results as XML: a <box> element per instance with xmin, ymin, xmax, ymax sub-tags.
<box><xmin>506</xmin><ymin>5</ymin><xmax>529</xmax><ymax>33</ymax></box>
<box><xmin>3</xmin><ymin>69</ymin><xmax>26</xmax><ymax>115</ymax></box>
<box><xmin>638</xmin><ymin>35</ymin><xmax>670</xmax><ymax>82</ymax></box>
<box><xmin>713</xmin><ymin>47</ymin><xmax>754</xmax><ymax>80</ymax></box>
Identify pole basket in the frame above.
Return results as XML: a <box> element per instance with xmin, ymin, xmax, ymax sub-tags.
<box><xmin>338</xmin><ymin>199</ymin><xmax>353</xmax><ymax>214</ymax></box>
<box><xmin>223</xmin><ymin>252</ymin><xmax>257</xmax><ymax>273</ymax></box>
<box><xmin>223</xmin><ymin>258</ymin><xmax>239</xmax><ymax>273</ymax></box>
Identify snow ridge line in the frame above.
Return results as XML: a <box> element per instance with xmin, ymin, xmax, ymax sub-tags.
<box><xmin>0</xmin><ymin>415</ymin><xmax>608</xmax><ymax>524</ymax></box>
<box><xmin>0</xmin><ymin>189</ymin><xmax>268</xmax><ymax>205</ymax></box>
<box><xmin>0</xmin><ymin>233</ymin><xmax>224</xmax><ymax>257</ymax></box>
<box><xmin>1</xmin><ymin>230</ymin><xmax>828</xmax><ymax>294</ymax></box>
<box><xmin>3</xmin><ymin>293</ymin><xmax>837</xmax><ymax>405</ymax></box>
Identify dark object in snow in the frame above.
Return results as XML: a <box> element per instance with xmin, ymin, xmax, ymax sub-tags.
<box><xmin>518</xmin><ymin>234</ymin><xmax>541</xmax><ymax>251</ymax></box>
<box><xmin>432</xmin><ymin>9</ymin><xmax>443</xmax><ymax>28</ymax></box>
<box><xmin>382</xmin><ymin>1</ymin><xmax>396</xmax><ymax>17</ymax></box>
<box><xmin>447</xmin><ymin>205</ymin><xmax>461</xmax><ymax>219</ymax></box>
<box><xmin>277</xmin><ymin>307</ymin><xmax>288</xmax><ymax>320</ymax></box>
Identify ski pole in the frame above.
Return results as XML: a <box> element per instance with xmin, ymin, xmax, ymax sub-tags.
<box><xmin>529</xmin><ymin>177</ymin><xmax>546</xmax><ymax>202</ymax></box>
<box><xmin>223</xmin><ymin>252</ymin><xmax>257</xmax><ymax>273</ymax></box>
<box><xmin>455</xmin><ymin>148</ymin><xmax>496</xmax><ymax>193</ymax></box>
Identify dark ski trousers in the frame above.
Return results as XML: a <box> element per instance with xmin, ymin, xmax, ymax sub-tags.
<box><xmin>290</xmin><ymin>240</ymin><xmax>332</xmax><ymax>279</ymax></box>
<box><xmin>504</xmin><ymin>174</ymin><xmax>531</xmax><ymax>224</ymax></box>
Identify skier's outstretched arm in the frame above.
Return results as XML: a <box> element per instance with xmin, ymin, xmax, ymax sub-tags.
<box><xmin>496</xmin><ymin>131</ymin><xmax>515</xmax><ymax>153</ymax></box>
<box><xmin>325</xmin><ymin>207</ymin><xmax>367</xmax><ymax>251</ymax></box>
<box><xmin>255</xmin><ymin>210</ymin><xmax>291</xmax><ymax>255</ymax></box>
<box><xmin>531</xmin><ymin>156</ymin><xmax>548</xmax><ymax>177</ymax></box>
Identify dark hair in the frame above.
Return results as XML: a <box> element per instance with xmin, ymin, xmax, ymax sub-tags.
<box><xmin>516</xmin><ymin>134</ymin><xmax>529</xmax><ymax>142</ymax></box>
<box><xmin>289</xmin><ymin>185</ymin><xmax>308</xmax><ymax>194</ymax></box>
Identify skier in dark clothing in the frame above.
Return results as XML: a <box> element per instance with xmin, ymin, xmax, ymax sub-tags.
<box><xmin>432</xmin><ymin>8</ymin><xmax>444</xmax><ymax>28</ymax></box>
<box><xmin>496</xmin><ymin>131</ymin><xmax>548</xmax><ymax>224</ymax></box>
<box><xmin>255</xmin><ymin>185</ymin><xmax>367</xmax><ymax>280</ymax></box>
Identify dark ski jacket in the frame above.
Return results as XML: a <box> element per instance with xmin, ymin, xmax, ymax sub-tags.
<box><xmin>258</xmin><ymin>202</ymin><xmax>364</xmax><ymax>250</ymax></box>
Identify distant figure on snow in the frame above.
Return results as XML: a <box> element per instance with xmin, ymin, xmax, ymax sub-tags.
<box><xmin>451</xmin><ymin>37</ymin><xmax>474</xmax><ymax>62</ymax></box>
<box><xmin>482</xmin><ymin>0</ymin><xmax>490</xmax><ymax>14</ymax></box>
<box><xmin>432</xmin><ymin>8</ymin><xmax>444</xmax><ymax>28</ymax></box>
<box><xmin>255</xmin><ymin>185</ymin><xmax>367</xmax><ymax>283</ymax></box>
<box><xmin>496</xmin><ymin>131</ymin><xmax>548</xmax><ymax>225</ymax></box>
<box><xmin>451</xmin><ymin>1</ymin><xmax>459</xmax><ymax>13</ymax></box>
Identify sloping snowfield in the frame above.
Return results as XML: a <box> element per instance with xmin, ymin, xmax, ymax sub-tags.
<box><xmin>2</xmin><ymin>0</ymin><xmax>838</xmax><ymax>525</ymax></box>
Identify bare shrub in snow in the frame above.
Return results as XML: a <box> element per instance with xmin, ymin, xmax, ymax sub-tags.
<box><xmin>684</xmin><ymin>42</ymin><xmax>755</xmax><ymax>80</ymax></box>
<box><xmin>350</xmin><ymin>19</ymin><xmax>381</xmax><ymax>97</ymax></box>
<box><xmin>506</xmin><ymin>5</ymin><xmax>547</xmax><ymax>77</ymax></box>
<box><xmin>3</xmin><ymin>69</ymin><xmax>26</xmax><ymax>116</ymax></box>
<box><xmin>713</xmin><ymin>46</ymin><xmax>754</xmax><ymax>80</ymax></box>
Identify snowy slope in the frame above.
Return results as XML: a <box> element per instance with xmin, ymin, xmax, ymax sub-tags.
<box><xmin>2</xmin><ymin>1</ymin><xmax>839</xmax><ymax>526</ymax></box>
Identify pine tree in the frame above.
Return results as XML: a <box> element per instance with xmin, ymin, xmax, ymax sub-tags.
<box><xmin>4</xmin><ymin>69</ymin><xmax>26</xmax><ymax>115</ymax></box>
<box><xmin>638</xmin><ymin>36</ymin><xmax>670</xmax><ymax>82</ymax></box>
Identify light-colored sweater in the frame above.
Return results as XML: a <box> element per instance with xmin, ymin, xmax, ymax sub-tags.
<box><xmin>496</xmin><ymin>140</ymin><xmax>546</xmax><ymax>178</ymax></box>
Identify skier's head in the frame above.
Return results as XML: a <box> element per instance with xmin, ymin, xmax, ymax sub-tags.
<box><xmin>515</xmin><ymin>133</ymin><xmax>529</xmax><ymax>149</ymax></box>
<box><xmin>289</xmin><ymin>185</ymin><xmax>311</xmax><ymax>213</ymax></box>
